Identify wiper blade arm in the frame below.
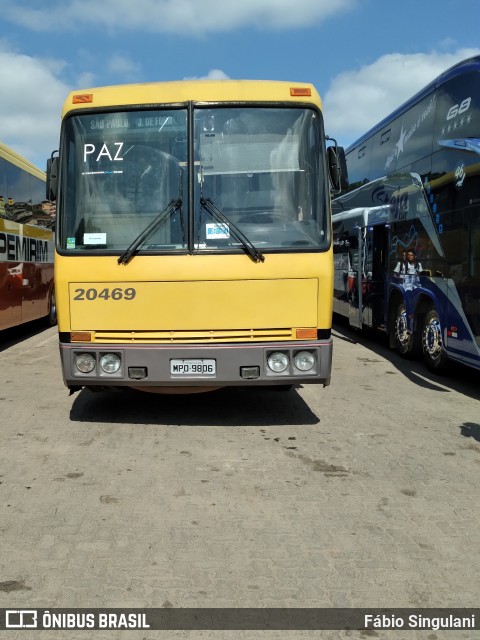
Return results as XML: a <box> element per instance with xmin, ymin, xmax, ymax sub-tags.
<box><xmin>118</xmin><ymin>199</ymin><xmax>182</xmax><ymax>265</ymax></box>
<box><xmin>200</xmin><ymin>197</ymin><xmax>265</xmax><ymax>263</ymax></box>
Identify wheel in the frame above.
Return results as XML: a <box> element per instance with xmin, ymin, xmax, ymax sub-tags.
<box><xmin>422</xmin><ymin>308</ymin><xmax>448</xmax><ymax>373</ymax></box>
<box><xmin>46</xmin><ymin>286</ymin><xmax>57</xmax><ymax>326</ymax></box>
<box><xmin>393</xmin><ymin>300</ymin><xmax>418</xmax><ymax>357</ymax></box>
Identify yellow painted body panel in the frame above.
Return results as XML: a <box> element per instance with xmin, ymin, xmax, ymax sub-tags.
<box><xmin>69</xmin><ymin>279</ymin><xmax>318</xmax><ymax>330</ymax></box>
<box><xmin>55</xmin><ymin>251</ymin><xmax>333</xmax><ymax>338</ymax></box>
<box><xmin>64</xmin><ymin>80</ymin><xmax>322</xmax><ymax>114</ymax></box>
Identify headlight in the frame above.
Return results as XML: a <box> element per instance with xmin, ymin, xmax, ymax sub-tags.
<box><xmin>100</xmin><ymin>353</ymin><xmax>121</xmax><ymax>374</ymax></box>
<box><xmin>294</xmin><ymin>350</ymin><xmax>315</xmax><ymax>371</ymax></box>
<box><xmin>267</xmin><ymin>352</ymin><xmax>289</xmax><ymax>373</ymax></box>
<box><xmin>75</xmin><ymin>353</ymin><xmax>96</xmax><ymax>373</ymax></box>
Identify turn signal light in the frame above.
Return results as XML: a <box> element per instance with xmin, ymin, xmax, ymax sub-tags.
<box><xmin>290</xmin><ymin>87</ymin><xmax>311</xmax><ymax>97</ymax></box>
<box><xmin>70</xmin><ymin>331</ymin><xmax>93</xmax><ymax>342</ymax></box>
<box><xmin>72</xmin><ymin>94</ymin><xmax>93</xmax><ymax>104</ymax></box>
<box><xmin>295</xmin><ymin>328</ymin><xmax>317</xmax><ymax>339</ymax></box>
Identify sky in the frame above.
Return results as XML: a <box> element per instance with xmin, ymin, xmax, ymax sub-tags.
<box><xmin>0</xmin><ymin>0</ymin><xmax>478</xmax><ymax>170</ymax></box>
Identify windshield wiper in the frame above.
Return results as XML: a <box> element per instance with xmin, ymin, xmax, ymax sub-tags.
<box><xmin>200</xmin><ymin>197</ymin><xmax>265</xmax><ymax>263</ymax></box>
<box><xmin>118</xmin><ymin>198</ymin><xmax>182</xmax><ymax>265</ymax></box>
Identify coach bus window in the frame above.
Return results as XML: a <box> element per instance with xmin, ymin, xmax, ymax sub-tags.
<box><xmin>0</xmin><ymin>158</ymin><xmax>6</xmax><ymax>218</ymax></box>
<box><xmin>195</xmin><ymin>107</ymin><xmax>328</xmax><ymax>252</ymax></box>
<box><xmin>371</xmin><ymin>118</ymin><xmax>402</xmax><ymax>178</ymax></box>
<box><xmin>471</xmin><ymin>218</ymin><xmax>480</xmax><ymax>278</ymax></box>
<box><xmin>60</xmin><ymin>110</ymin><xmax>188</xmax><ymax>251</ymax></box>
<box><xmin>5</xmin><ymin>161</ymin><xmax>34</xmax><ymax>224</ymax></box>
<box><xmin>344</xmin><ymin>139</ymin><xmax>371</xmax><ymax>191</ymax></box>
<box><xmin>59</xmin><ymin>106</ymin><xmax>329</xmax><ymax>255</ymax></box>
<box><xmin>464</xmin><ymin>214</ymin><xmax>480</xmax><ymax>345</ymax></box>
<box><xmin>434</xmin><ymin>71</ymin><xmax>479</xmax><ymax>151</ymax></box>
<box><xmin>395</xmin><ymin>94</ymin><xmax>436</xmax><ymax>172</ymax></box>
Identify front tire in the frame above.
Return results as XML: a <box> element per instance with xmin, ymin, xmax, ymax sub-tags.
<box><xmin>422</xmin><ymin>308</ymin><xmax>448</xmax><ymax>373</ymax></box>
<box><xmin>393</xmin><ymin>301</ymin><xmax>418</xmax><ymax>357</ymax></box>
<box><xmin>46</xmin><ymin>287</ymin><xmax>57</xmax><ymax>326</ymax></box>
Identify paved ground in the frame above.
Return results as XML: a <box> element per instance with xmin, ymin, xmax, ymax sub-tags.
<box><xmin>0</xmin><ymin>319</ymin><xmax>479</xmax><ymax>639</ymax></box>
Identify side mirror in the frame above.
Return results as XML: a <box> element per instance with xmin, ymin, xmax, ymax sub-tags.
<box><xmin>46</xmin><ymin>152</ymin><xmax>59</xmax><ymax>201</ymax></box>
<box><xmin>327</xmin><ymin>146</ymin><xmax>341</xmax><ymax>193</ymax></box>
<box><xmin>337</xmin><ymin>146</ymin><xmax>348</xmax><ymax>192</ymax></box>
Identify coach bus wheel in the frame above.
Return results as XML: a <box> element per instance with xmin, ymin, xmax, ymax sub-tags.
<box><xmin>47</xmin><ymin>287</ymin><xmax>57</xmax><ymax>326</ymax></box>
<box><xmin>393</xmin><ymin>301</ymin><xmax>417</xmax><ymax>357</ymax></box>
<box><xmin>422</xmin><ymin>308</ymin><xmax>448</xmax><ymax>373</ymax></box>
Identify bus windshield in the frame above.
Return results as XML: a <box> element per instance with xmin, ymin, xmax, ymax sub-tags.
<box><xmin>59</xmin><ymin>106</ymin><xmax>328</xmax><ymax>254</ymax></box>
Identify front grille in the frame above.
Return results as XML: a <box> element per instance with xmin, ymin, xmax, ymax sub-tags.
<box><xmin>90</xmin><ymin>328</ymin><xmax>295</xmax><ymax>344</ymax></box>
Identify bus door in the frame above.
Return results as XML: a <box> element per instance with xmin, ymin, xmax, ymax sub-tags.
<box><xmin>347</xmin><ymin>225</ymin><xmax>363</xmax><ymax>329</ymax></box>
<box><xmin>364</xmin><ymin>223</ymin><xmax>389</xmax><ymax>328</ymax></box>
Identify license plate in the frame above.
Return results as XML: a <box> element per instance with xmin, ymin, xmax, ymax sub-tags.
<box><xmin>170</xmin><ymin>359</ymin><xmax>216</xmax><ymax>376</ymax></box>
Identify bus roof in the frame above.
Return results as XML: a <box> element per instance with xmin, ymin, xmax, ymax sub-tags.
<box><xmin>346</xmin><ymin>54</ymin><xmax>480</xmax><ymax>153</ymax></box>
<box><xmin>0</xmin><ymin>140</ymin><xmax>45</xmax><ymax>181</ymax></box>
<box><xmin>62</xmin><ymin>79</ymin><xmax>322</xmax><ymax>116</ymax></box>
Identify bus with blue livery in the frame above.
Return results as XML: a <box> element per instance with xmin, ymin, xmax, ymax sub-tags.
<box><xmin>332</xmin><ymin>56</ymin><xmax>480</xmax><ymax>373</ymax></box>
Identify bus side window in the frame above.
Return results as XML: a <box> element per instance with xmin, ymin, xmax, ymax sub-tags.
<box><xmin>345</xmin><ymin>140</ymin><xmax>371</xmax><ymax>191</ymax></box>
<box><xmin>0</xmin><ymin>157</ymin><xmax>6</xmax><ymax>219</ymax></box>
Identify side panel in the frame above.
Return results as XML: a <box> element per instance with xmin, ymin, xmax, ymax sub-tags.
<box><xmin>0</xmin><ymin>220</ymin><xmax>54</xmax><ymax>329</ymax></box>
<box><xmin>0</xmin><ymin>147</ymin><xmax>53</xmax><ymax>330</ymax></box>
<box><xmin>0</xmin><ymin>261</ymin><xmax>21</xmax><ymax>330</ymax></box>
<box><xmin>21</xmin><ymin>262</ymin><xmax>54</xmax><ymax>323</ymax></box>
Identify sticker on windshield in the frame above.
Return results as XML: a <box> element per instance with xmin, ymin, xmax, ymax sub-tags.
<box><xmin>81</xmin><ymin>169</ymin><xmax>124</xmax><ymax>176</ymax></box>
<box><xmin>84</xmin><ymin>233</ymin><xmax>107</xmax><ymax>245</ymax></box>
<box><xmin>206</xmin><ymin>223</ymin><xmax>230</xmax><ymax>240</ymax></box>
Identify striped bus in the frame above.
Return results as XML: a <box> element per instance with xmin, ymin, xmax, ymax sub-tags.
<box><xmin>0</xmin><ymin>141</ymin><xmax>56</xmax><ymax>331</ymax></box>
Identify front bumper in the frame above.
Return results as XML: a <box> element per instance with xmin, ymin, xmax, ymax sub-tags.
<box><xmin>60</xmin><ymin>339</ymin><xmax>333</xmax><ymax>390</ymax></box>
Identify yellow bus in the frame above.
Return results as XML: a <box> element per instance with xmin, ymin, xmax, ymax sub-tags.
<box><xmin>0</xmin><ymin>141</ymin><xmax>56</xmax><ymax>331</ymax></box>
<box><xmin>48</xmin><ymin>80</ymin><xmax>340</xmax><ymax>393</ymax></box>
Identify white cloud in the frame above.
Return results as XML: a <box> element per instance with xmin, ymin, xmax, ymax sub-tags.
<box><xmin>184</xmin><ymin>69</ymin><xmax>230</xmax><ymax>80</ymax></box>
<box><xmin>203</xmin><ymin>69</ymin><xmax>230</xmax><ymax>80</ymax></box>
<box><xmin>323</xmin><ymin>48</ymin><xmax>480</xmax><ymax>147</ymax></box>
<box><xmin>76</xmin><ymin>72</ymin><xmax>96</xmax><ymax>89</ymax></box>
<box><xmin>107</xmin><ymin>54</ymin><xmax>141</xmax><ymax>78</ymax></box>
<box><xmin>62</xmin><ymin>50</ymin><xmax>142</xmax><ymax>89</ymax></box>
<box><xmin>0</xmin><ymin>49</ymin><xmax>70</xmax><ymax>168</ymax></box>
<box><xmin>0</xmin><ymin>45</ymin><xmax>145</xmax><ymax>168</ymax></box>
<box><xmin>3</xmin><ymin>0</ymin><xmax>355</xmax><ymax>33</ymax></box>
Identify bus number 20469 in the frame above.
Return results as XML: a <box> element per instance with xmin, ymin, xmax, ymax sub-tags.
<box><xmin>73</xmin><ymin>287</ymin><xmax>137</xmax><ymax>301</ymax></box>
